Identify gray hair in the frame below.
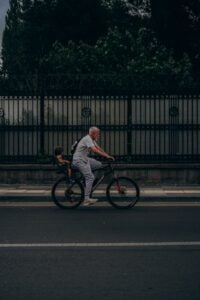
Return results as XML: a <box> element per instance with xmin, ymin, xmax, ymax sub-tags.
<box><xmin>89</xmin><ymin>127</ymin><xmax>100</xmax><ymax>134</ymax></box>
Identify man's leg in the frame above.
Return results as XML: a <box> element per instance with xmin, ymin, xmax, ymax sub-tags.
<box><xmin>73</xmin><ymin>160</ymin><xmax>95</xmax><ymax>199</ymax></box>
<box><xmin>88</xmin><ymin>158</ymin><xmax>103</xmax><ymax>196</ymax></box>
<box><xmin>88</xmin><ymin>158</ymin><xmax>102</xmax><ymax>173</ymax></box>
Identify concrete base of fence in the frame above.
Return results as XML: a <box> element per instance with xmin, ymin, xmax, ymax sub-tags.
<box><xmin>0</xmin><ymin>164</ymin><xmax>200</xmax><ymax>184</ymax></box>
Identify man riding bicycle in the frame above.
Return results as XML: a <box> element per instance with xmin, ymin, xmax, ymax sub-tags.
<box><xmin>72</xmin><ymin>127</ymin><xmax>115</xmax><ymax>206</ymax></box>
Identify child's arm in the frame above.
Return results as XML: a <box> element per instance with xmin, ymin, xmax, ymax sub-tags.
<box><xmin>56</xmin><ymin>154</ymin><xmax>70</xmax><ymax>165</ymax></box>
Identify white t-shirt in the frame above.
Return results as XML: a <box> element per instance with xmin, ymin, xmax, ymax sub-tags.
<box><xmin>72</xmin><ymin>134</ymin><xmax>97</xmax><ymax>162</ymax></box>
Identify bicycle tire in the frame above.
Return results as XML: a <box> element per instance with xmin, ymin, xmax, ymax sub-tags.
<box><xmin>106</xmin><ymin>176</ymin><xmax>139</xmax><ymax>209</ymax></box>
<box><xmin>52</xmin><ymin>176</ymin><xmax>84</xmax><ymax>209</ymax></box>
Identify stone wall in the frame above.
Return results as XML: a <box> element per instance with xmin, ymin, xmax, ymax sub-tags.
<box><xmin>0</xmin><ymin>164</ymin><xmax>200</xmax><ymax>184</ymax></box>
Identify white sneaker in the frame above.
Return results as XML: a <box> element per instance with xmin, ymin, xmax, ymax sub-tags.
<box><xmin>82</xmin><ymin>198</ymin><xmax>98</xmax><ymax>206</ymax></box>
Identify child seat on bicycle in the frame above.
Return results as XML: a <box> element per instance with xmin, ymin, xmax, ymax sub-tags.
<box><xmin>54</xmin><ymin>146</ymin><xmax>71</xmax><ymax>177</ymax></box>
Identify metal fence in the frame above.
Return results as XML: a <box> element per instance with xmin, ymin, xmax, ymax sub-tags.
<box><xmin>0</xmin><ymin>94</ymin><xmax>200</xmax><ymax>163</ymax></box>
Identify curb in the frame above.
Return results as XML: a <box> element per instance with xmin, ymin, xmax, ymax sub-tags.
<box><xmin>1</xmin><ymin>185</ymin><xmax>200</xmax><ymax>202</ymax></box>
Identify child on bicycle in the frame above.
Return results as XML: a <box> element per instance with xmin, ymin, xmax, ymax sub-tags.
<box><xmin>54</xmin><ymin>146</ymin><xmax>71</xmax><ymax>177</ymax></box>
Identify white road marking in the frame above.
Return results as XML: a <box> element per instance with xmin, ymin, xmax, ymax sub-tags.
<box><xmin>0</xmin><ymin>242</ymin><xmax>200</xmax><ymax>248</ymax></box>
<box><xmin>0</xmin><ymin>201</ymin><xmax>200</xmax><ymax>207</ymax></box>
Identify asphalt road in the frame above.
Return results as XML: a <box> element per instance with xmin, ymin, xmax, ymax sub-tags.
<box><xmin>0</xmin><ymin>203</ymin><xmax>200</xmax><ymax>300</ymax></box>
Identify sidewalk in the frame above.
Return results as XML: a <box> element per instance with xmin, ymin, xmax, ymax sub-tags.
<box><xmin>0</xmin><ymin>183</ymin><xmax>200</xmax><ymax>201</ymax></box>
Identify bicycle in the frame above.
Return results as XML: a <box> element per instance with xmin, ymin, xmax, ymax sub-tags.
<box><xmin>51</xmin><ymin>161</ymin><xmax>140</xmax><ymax>209</ymax></box>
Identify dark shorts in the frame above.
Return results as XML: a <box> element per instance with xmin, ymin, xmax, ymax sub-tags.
<box><xmin>57</xmin><ymin>164</ymin><xmax>68</xmax><ymax>173</ymax></box>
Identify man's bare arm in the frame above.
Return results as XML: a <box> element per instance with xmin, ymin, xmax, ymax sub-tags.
<box><xmin>90</xmin><ymin>146</ymin><xmax>115</xmax><ymax>160</ymax></box>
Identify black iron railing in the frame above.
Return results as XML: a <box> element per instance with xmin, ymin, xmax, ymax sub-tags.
<box><xmin>0</xmin><ymin>94</ymin><xmax>200</xmax><ymax>163</ymax></box>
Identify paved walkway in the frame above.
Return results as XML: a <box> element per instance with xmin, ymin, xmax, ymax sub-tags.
<box><xmin>0</xmin><ymin>184</ymin><xmax>200</xmax><ymax>201</ymax></box>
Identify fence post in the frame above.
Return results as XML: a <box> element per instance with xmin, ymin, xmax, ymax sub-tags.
<box><xmin>40</xmin><ymin>92</ymin><xmax>45</xmax><ymax>156</ymax></box>
<box><xmin>127</xmin><ymin>95</ymin><xmax>132</xmax><ymax>159</ymax></box>
<box><xmin>0</xmin><ymin>107</ymin><xmax>5</xmax><ymax>159</ymax></box>
<box><xmin>39</xmin><ymin>72</ymin><xmax>45</xmax><ymax>157</ymax></box>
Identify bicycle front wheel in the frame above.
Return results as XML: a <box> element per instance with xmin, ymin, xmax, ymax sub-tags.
<box><xmin>106</xmin><ymin>177</ymin><xmax>139</xmax><ymax>209</ymax></box>
<box><xmin>52</xmin><ymin>177</ymin><xmax>84</xmax><ymax>209</ymax></box>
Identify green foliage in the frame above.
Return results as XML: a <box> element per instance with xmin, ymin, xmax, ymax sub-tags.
<box><xmin>0</xmin><ymin>0</ymin><xmax>199</xmax><ymax>93</ymax></box>
<box><xmin>2</xmin><ymin>0</ymin><xmax>23</xmax><ymax>74</ymax></box>
<box><xmin>43</xmin><ymin>27</ymin><xmax>194</xmax><ymax>93</ymax></box>
<box><xmin>150</xmin><ymin>0</ymin><xmax>200</xmax><ymax>65</ymax></box>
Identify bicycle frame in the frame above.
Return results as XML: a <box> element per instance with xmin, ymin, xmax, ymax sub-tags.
<box><xmin>91</xmin><ymin>164</ymin><xmax>115</xmax><ymax>191</ymax></box>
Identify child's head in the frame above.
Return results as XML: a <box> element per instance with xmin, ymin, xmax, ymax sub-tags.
<box><xmin>54</xmin><ymin>146</ymin><xmax>63</xmax><ymax>156</ymax></box>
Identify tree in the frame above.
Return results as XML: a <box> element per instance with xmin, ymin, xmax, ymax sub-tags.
<box><xmin>53</xmin><ymin>0</ymin><xmax>109</xmax><ymax>45</ymax></box>
<box><xmin>1</xmin><ymin>0</ymin><xmax>110</xmax><ymax>78</ymax></box>
<box><xmin>20</xmin><ymin>0</ymin><xmax>56</xmax><ymax>74</ymax></box>
<box><xmin>102</xmin><ymin>0</ymin><xmax>151</xmax><ymax>33</ymax></box>
<box><xmin>43</xmin><ymin>27</ymin><xmax>194</xmax><ymax>93</ymax></box>
<box><xmin>150</xmin><ymin>0</ymin><xmax>200</xmax><ymax>63</ymax></box>
<box><xmin>1</xmin><ymin>0</ymin><xmax>23</xmax><ymax>75</ymax></box>
<box><xmin>1</xmin><ymin>0</ymin><xmax>198</xmax><ymax>92</ymax></box>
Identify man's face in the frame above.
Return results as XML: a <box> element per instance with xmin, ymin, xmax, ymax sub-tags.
<box><xmin>92</xmin><ymin>129</ymin><xmax>100</xmax><ymax>141</ymax></box>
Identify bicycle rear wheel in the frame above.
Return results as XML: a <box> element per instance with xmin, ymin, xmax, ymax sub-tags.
<box><xmin>52</xmin><ymin>177</ymin><xmax>84</xmax><ymax>209</ymax></box>
<box><xmin>106</xmin><ymin>177</ymin><xmax>139</xmax><ymax>209</ymax></box>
